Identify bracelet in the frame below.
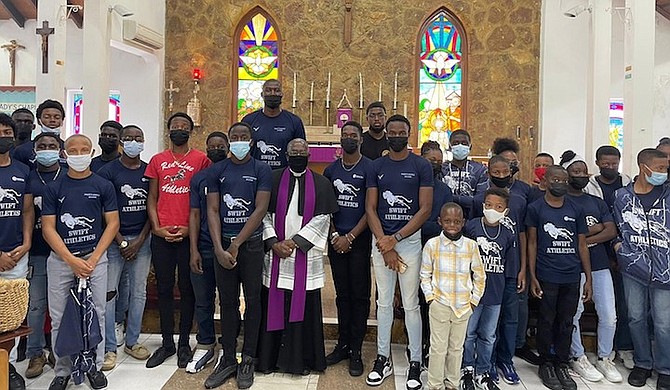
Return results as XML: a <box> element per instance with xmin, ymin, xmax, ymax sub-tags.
<box><xmin>331</xmin><ymin>232</ymin><xmax>339</xmax><ymax>239</ymax></box>
<box><xmin>347</xmin><ymin>233</ymin><xmax>356</xmax><ymax>241</ymax></box>
<box><xmin>345</xmin><ymin>235</ymin><xmax>353</xmax><ymax>245</ymax></box>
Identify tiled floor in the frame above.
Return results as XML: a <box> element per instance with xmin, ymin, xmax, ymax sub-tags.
<box><xmin>14</xmin><ymin>334</ymin><xmax>658</xmax><ymax>389</ymax></box>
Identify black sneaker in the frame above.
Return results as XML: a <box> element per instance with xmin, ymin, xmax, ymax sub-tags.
<box><xmin>658</xmin><ymin>373</ymin><xmax>670</xmax><ymax>390</ymax></box>
<box><xmin>366</xmin><ymin>354</ymin><xmax>393</xmax><ymax>386</ymax></box>
<box><xmin>185</xmin><ymin>347</ymin><xmax>214</xmax><ymax>373</ymax></box>
<box><xmin>461</xmin><ymin>367</ymin><xmax>475</xmax><ymax>390</ymax></box>
<box><xmin>236</xmin><ymin>355</ymin><xmax>255</xmax><ymax>389</ymax></box>
<box><xmin>8</xmin><ymin>363</ymin><xmax>25</xmax><ymax>390</ymax></box>
<box><xmin>205</xmin><ymin>350</ymin><xmax>238</xmax><ymax>389</ymax></box>
<box><xmin>475</xmin><ymin>372</ymin><xmax>500</xmax><ymax>390</ymax></box>
<box><xmin>349</xmin><ymin>350</ymin><xmax>364</xmax><ymax>377</ymax></box>
<box><xmin>48</xmin><ymin>376</ymin><xmax>70</xmax><ymax>390</ymax></box>
<box><xmin>87</xmin><ymin>370</ymin><xmax>108</xmax><ymax>390</ymax></box>
<box><xmin>406</xmin><ymin>361</ymin><xmax>422</xmax><ymax>390</ymax></box>
<box><xmin>325</xmin><ymin>344</ymin><xmax>350</xmax><ymax>366</ymax></box>
<box><xmin>628</xmin><ymin>366</ymin><xmax>652</xmax><ymax>387</ymax></box>
<box><xmin>146</xmin><ymin>345</ymin><xmax>176</xmax><ymax>368</ymax></box>
<box><xmin>555</xmin><ymin>363</ymin><xmax>577</xmax><ymax>390</ymax></box>
<box><xmin>538</xmin><ymin>362</ymin><xmax>562</xmax><ymax>390</ymax></box>
<box><xmin>177</xmin><ymin>346</ymin><xmax>192</xmax><ymax>368</ymax></box>
<box><xmin>17</xmin><ymin>336</ymin><xmax>26</xmax><ymax>362</ymax></box>
<box><xmin>515</xmin><ymin>344</ymin><xmax>542</xmax><ymax>366</ymax></box>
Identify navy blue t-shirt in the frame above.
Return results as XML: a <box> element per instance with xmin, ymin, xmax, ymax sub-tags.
<box><xmin>568</xmin><ymin>193</ymin><xmax>613</xmax><ymax>271</ymax></box>
<box><xmin>525</xmin><ymin>197</ymin><xmax>588</xmax><ymax>283</ymax></box>
<box><xmin>207</xmin><ymin>158</ymin><xmax>273</xmax><ymax>236</ymax></box>
<box><xmin>97</xmin><ymin>159</ymin><xmax>148</xmax><ymax>236</ymax></box>
<box><xmin>28</xmin><ymin>167</ymin><xmax>66</xmax><ymax>256</ymax></box>
<box><xmin>465</xmin><ymin>218</ymin><xmax>516</xmax><ymax>305</ymax></box>
<box><xmin>528</xmin><ymin>186</ymin><xmax>545</xmax><ymax>204</ymax></box>
<box><xmin>42</xmin><ymin>174</ymin><xmax>118</xmax><ymax>254</ymax></box>
<box><xmin>368</xmin><ymin>153</ymin><xmax>433</xmax><ymax>235</ymax></box>
<box><xmin>421</xmin><ymin>179</ymin><xmax>453</xmax><ymax>244</ymax></box>
<box><xmin>91</xmin><ymin>154</ymin><xmax>121</xmax><ymax>173</ymax></box>
<box><xmin>323</xmin><ymin>156</ymin><xmax>373</xmax><ymax>234</ymax></box>
<box><xmin>0</xmin><ymin>160</ymin><xmax>31</xmax><ymax>252</ymax></box>
<box><xmin>242</xmin><ymin>110</ymin><xmax>306</xmax><ymax>169</ymax></box>
<box><xmin>190</xmin><ymin>167</ymin><xmax>213</xmax><ymax>249</ymax></box>
<box><xmin>471</xmin><ymin>180</ymin><xmax>528</xmax><ymax>277</ymax></box>
<box><xmin>596</xmin><ymin>176</ymin><xmax>623</xmax><ymax>211</ymax></box>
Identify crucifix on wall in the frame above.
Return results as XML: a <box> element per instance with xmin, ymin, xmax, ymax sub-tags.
<box><xmin>36</xmin><ymin>20</ymin><xmax>55</xmax><ymax>74</ymax></box>
<box><xmin>1</xmin><ymin>40</ymin><xmax>25</xmax><ymax>86</ymax></box>
<box><xmin>344</xmin><ymin>0</ymin><xmax>353</xmax><ymax>47</ymax></box>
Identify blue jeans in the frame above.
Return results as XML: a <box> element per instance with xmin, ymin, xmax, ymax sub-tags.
<box><xmin>463</xmin><ymin>304</ymin><xmax>501</xmax><ymax>374</ymax></box>
<box><xmin>622</xmin><ymin>275</ymin><xmax>670</xmax><ymax>375</ymax></box>
<box><xmin>191</xmin><ymin>247</ymin><xmax>217</xmax><ymax>347</ymax></box>
<box><xmin>492</xmin><ymin>278</ymin><xmax>519</xmax><ymax>367</ymax></box>
<box><xmin>373</xmin><ymin>231</ymin><xmax>422</xmax><ymax>362</ymax></box>
<box><xmin>27</xmin><ymin>254</ymin><xmax>49</xmax><ymax>358</ymax></box>
<box><xmin>115</xmin><ymin>262</ymin><xmax>130</xmax><ymax>323</ymax></box>
<box><xmin>105</xmin><ymin>235</ymin><xmax>152</xmax><ymax>352</ymax></box>
<box><xmin>571</xmin><ymin>270</ymin><xmax>616</xmax><ymax>358</ymax></box>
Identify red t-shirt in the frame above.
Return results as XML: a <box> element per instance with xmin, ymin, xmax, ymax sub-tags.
<box><xmin>145</xmin><ymin>149</ymin><xmax>211</xmax><ymax>228</ymax></box>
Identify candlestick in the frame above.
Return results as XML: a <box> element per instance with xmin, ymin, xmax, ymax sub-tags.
<box><xmin>310</xmin><ymin>81</ymin><xmax>314</xmax><ymax>101</ymax></box>
<box><xmin>359</xmin><ymin>72</ymin><xmax>364</xmax><ymax>109</ymax></box>
<box><xmin>393</xmin><ymin>71</ymin><xmax>398</xmax><ymax>110</ymax></box>
<box><xmin>292</xmin><ymin>72</ymin><xmax>297</xmax><ymax>108</ymax></box>
<box><xmin>403</xmin><ymin>102</ymin><xmax>407</xmax><ymax>118</ymax></box>
<box><xmin>326</xmin><ymin>72</ymin><xmax>331</xmax><ymax>109</ymax></box>
<box><xmin>378</xmin><ymin>81</ymin><xmax>382</xmax><ymax>102</ymax></box>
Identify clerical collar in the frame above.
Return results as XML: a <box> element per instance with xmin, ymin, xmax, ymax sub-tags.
<box><xmin>290</xmin><ymin>169</ymin><xmax>306</xmax><ymax>177</ymax></box>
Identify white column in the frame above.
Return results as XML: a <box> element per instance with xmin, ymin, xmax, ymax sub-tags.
<box><xmin>622</xmin><ymin>0</ymin><xmax>656</xmax><ymax>175</ymax></box>
<box><xmin>81</xmin><ymin>1</ymin><xmax>111</xmax><ymax>142</ymax></box>
<box><xmin>585</xmin><ymin>0</ymin><xmax>612</xmax><ymax>171</ymax></box>
<box><xmin>35</xmin><ymin>0</ymin><xmax>67</xmax><ymax>106</ymax></box>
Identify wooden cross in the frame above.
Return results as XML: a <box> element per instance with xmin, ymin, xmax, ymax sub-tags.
<box><xmin>1</xmin><ymin>40</ymin><xmax>25</xmax><ymax>86</ymax></box>
<box><xmin>36</xmin><ymin>21</ymin><xmax>55</xmax><ymax>74</ymax></box>
<box><xmin>165</xmin><ymin>80</ymin><xmax>180</xmax><ymax>113</ymax></box>
<box><xmin>344</xmin><ymin>0</ymin><xmax>353</xmax><ymax>47</ymax></box>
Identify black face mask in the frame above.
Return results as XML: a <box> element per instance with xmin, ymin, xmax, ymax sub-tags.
<box><xmin>548</xmin><ymin>182</ymin><xmax>569</xmax><ymax>197</ymax></box>
<box><xmin>599</xmin><ymin>167</ymin><xmax>619</xmax><ymax>181</ymax></box>
<box><xmin>264</xmin><ymin>95</ymin><xmax>282</xmax><ymax>109</ymax></box>
<box><xmin>444</xmin><ymin>231</ymin><xmax>463</xmax><ymax>241</ymax></box>
<box><xmin>16</xmin><ymin>124</ymin><xmax>33</xmax><ymax>141</ymax></box>
<box><xmin>0</xmin><ymin>137</ymin><xmax>13</xmax><ymax>154</ymax></box>
<box><xmin>387</xmin><ymin>136</ymin><xmax>408</xmax><ymax>152</ymax></box>
<box><xmin>510</xmin><ymin>161</ymin><xmax>520</xmax><ymax>176</ymax></box>
<box><xmin>431</xmin><ymin>162</ymin><xmax>443</xmax><ymax>179</ymax></box>
<box><xmin>169</xmin><ymin>130</ymin><xmax>190</xmax><ymax>146</ymax></box>
<box><xmin>98</xmin><ymin>137</ymin><xmax>119</xmax><ymax>154</ymax></box>
<box><xmin>288</xmin><ymin>155</ymin><xmax>309</xmax><ymax>173</ymax></box>
<box><xmin>207</xmin><ymin>149</ymin><xmax>228</xmax><ymax>163</ymax></box>
<box><xmin>341</xmin><ymin>138</ymin><xmax>359</xmax><ymax>154</ymax></box>
<box><xmin>569</xmin><ymin>176</ymin><xmax>590</xmax><ymax>190</ymax></box>
<box><xmin>490</xmin><ymin>175</ymin><xmax>513</xmax><ymax>188</ymax></box>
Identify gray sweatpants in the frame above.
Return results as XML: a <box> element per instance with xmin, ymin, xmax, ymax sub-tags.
<box><xmin>47</xmin><ymin>251</ymin><xmax>108</xmax><ymax>377</ymax></box>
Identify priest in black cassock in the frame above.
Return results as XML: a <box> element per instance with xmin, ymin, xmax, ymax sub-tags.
<box><xmin>257</xmin><ymin>138</ymin><xmax>339</xmax><ymax>375</ymax></box>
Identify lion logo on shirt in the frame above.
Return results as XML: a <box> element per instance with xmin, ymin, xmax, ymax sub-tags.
<box><xmin>223</xmin><ymin>194</ymin><xmax>251</xmax><ymax>212</ymax></box>
<box><xmin>333</xmin><ymin>179</ymin><xmax>359</xmax><ymax>196</ymax></box>
<box><xmin>60</xmin><ymin>213</ymin><xmax>94</xmax><ymax>229</ymax></box>
<box><xmin>382</xmin><ymin>190</ymin><xmax>412</xmax><ymax>209</ymax></box>
<box><xmin>256</xmin><ymin>141</ymin><xmax>280</xmax><ymax>156</ymax></box>
<box><xmin>0</xmin><ymin>186</ymin><xmax>20</xmax><ymax>204</ymax></box>
<box><xmin>543</xmin><ymin>222</ymin><xmax>573</xmax><ymax>241</ymax></box>
<box><xmin>120</xmin><ymin>184</ymin><xmax>147</xmax><ymax>199</ymax></box>
<box><xmin>476</xmin><ymin>237</ymin><xmax>503</xmax><ymax>256</ymax></box>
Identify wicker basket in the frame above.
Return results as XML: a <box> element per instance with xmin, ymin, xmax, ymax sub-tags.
<box><xmin>0</xmin><ymin>278</ymin><xmax>29</xmax><ymax>333</ymax></box>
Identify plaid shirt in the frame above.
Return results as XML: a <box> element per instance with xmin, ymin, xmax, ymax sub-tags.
<box><xmin>420</xmin><ymin>233</ymin><xmax>487</xmax><ymax>318</ymax></box>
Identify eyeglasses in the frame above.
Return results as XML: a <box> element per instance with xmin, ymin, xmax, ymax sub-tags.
<box><xmin>121</xmin><ymin>136</ymin><xmax>144</xmax><ymax>142</ymax></box>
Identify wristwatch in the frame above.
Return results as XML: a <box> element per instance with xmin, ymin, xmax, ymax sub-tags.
<box><xmin>119</xmin><ymin>240</ymin><xmax>129</xmax><ymax>249</ymax></box>
<box><xmin>394</xmin><ymin>233</ymin><xmax>404</xmax><ymax>242</ymax></box>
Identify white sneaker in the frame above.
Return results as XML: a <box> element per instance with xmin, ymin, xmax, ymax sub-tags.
<box><xmin>570</xmin><ymin>355</ymin><xmax>603</xmax><ymax>382</ymax></box>
<box><xmin>617</xmin><ymin>350</ymin><xmax>635</xmax><ymax>370</ymax></box>
<box><xmin>115</xmin><ymin>322</ymin><xmax>125</xmax><ymax>347</ymax></box>
<box><xmin>185</xmin><ymin>348</ymin><xmax>215</xmax><ymax>373</ymax></box>
<box><xmin>596</xmin><ymin>357</ymin><xmax>623</xmax><ymax>383</ymax></box>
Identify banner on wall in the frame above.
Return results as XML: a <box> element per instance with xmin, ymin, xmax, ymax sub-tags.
<box><xmin>609</xmin><ymin>100</ymin><xmax>624</xmax><ymax>152</ymax></box>
<box><xmin>0</xmin><ymin>86</ymin><xmax>36</xmax><ymax>115</ymax></box>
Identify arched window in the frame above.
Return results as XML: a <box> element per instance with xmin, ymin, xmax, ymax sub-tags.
<box><xmin>234</xmin><ymin>8</ymin><xmax>281</xmax><ymax>121</ymax></box>
<box><xmin>417</xmin><ymin>9</ymin><xmax>466</xmax><ymax>152</ymax></box>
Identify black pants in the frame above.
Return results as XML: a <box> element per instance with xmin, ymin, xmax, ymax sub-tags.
<box><xmin>151</xmin><ymin>235</ymin><xmax>194</xmax><ymax>348</ymax></box>
<box><xmin>536</xmin><ymin>280</ymin><xmax>580</xmax><ymax>364</ymax></box>
<box><xmin>215</xmin><ymin>235</ymin><xmax>264</xmax><ymax>361</ymax></box>
<box><xmin>327</xmin><ymin>230</ymin><xmax>372</xmax><ymax>352</ymax></box>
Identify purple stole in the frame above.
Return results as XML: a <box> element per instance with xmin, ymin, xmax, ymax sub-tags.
<box><xmin>267</xmin><ymin>169</ymin><xmax>316</xmax><ymax>331</ymax></box>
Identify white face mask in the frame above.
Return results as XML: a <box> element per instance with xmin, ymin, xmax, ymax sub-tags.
<box><xmin>66</xmin><ymin>153</ymin><xmax>92</xmax><ymax>172</ymax></box>
<box><xmin>40</xmin><ymin>124</ymin><xmax>61</xmax><ymax>134</ymax></box>
<box><xmin>483</xmin><ymin>207</ymin><xmax>508</xmax><ymax>224</ymax></box>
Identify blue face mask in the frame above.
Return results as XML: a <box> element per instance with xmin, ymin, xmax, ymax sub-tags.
<box><xmin>123</xmin><ymin>140</ymin><xmax>144</xmax><ymax>158</ymax></box>
<box><xmin>230</xmin><ymin>141</ymin><xmax>251</xmax><ymax>160</ymax></box>
<box><xmin>34</xmin><ymin>149</ymin><xmax>60</xmax><ymax>167</ymax></box>
<box><xmin>451</xmin><ymin>144</ymin><xmax>470</xmax><ymax>160</ymax></box>
<box><xmin>645</xmin><ymin>164</ymin><xmax>668</xmax><ymax>186</ymax></box>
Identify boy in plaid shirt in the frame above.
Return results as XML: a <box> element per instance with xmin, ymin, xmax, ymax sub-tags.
<box><xmin>421</xmin><ymin>202</ymin><xmax>486</xmax><ymax>390</ymax></box>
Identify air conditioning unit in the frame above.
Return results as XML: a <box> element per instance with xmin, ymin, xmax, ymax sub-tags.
<box><xmin>123</xmin><ymin>20</ymin><xmax>164</xmax><ymax>50</ymax></box>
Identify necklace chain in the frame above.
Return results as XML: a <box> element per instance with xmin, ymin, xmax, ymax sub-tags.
<box><xmin>36</xmin><ymin>166</ymin><xmax>61</xmax><ymax>186</ymax></box>
<box><xmin>480</xmin><ymin>217</ymin><xmax>501</xmax><ymax>240</ymax></box>
<box><xmin>341</xmin><ymin>154</ymin><xmax>362</xmax><ymax>172</ymax></box>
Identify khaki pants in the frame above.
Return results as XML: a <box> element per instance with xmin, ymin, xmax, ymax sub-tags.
<box><xmin>427</xmin><ymin>300</ymin><xmax>472</xmax><ymax>390</ymax></box>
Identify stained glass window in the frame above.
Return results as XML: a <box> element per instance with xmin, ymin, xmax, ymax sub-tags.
<box><xmin>236</xmin><ymin>11</ymin><xmax>280</xmax><ymax>121</ymax></box>
<box><xmin>609</xmin><ymin>100</ymin><xmax>624</xmax><ymax>153</ymax></box>
<box><xmin>418</xmin><ymin>10</ymin><xmax>465</xmax><ymax>152</ymax></box>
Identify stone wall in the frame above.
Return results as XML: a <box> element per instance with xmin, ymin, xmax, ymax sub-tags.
<box><xmin>165</xmin><ymin>0</ymin><xmax>541</xmax><ymax>168</ymax></box>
